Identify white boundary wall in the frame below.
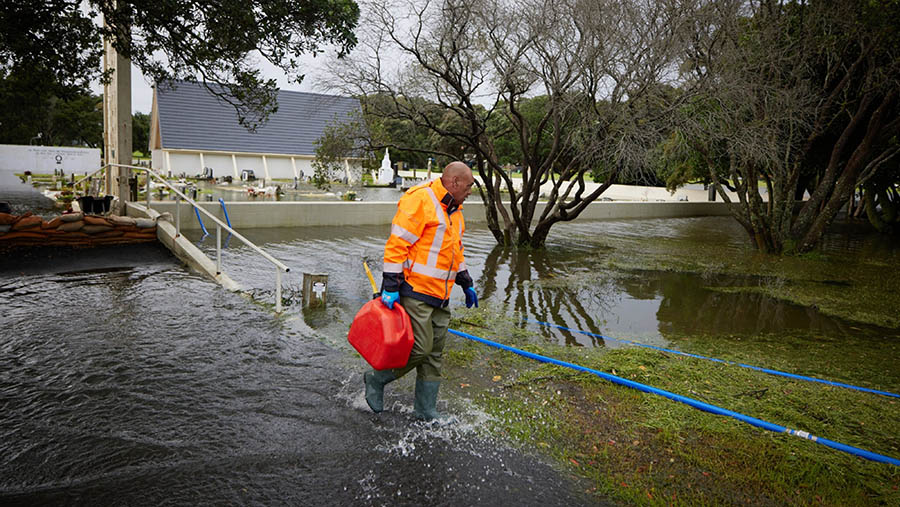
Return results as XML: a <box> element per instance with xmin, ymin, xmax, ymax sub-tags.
<box><xmin>136</xmin><ymin>200</ymin><xmax>733</xmax><ymax>231</ymax></box>
<box><xmin>0</xmin><ymin>144</ymin><xmax>100</xmax><ymax>174</ymax></box>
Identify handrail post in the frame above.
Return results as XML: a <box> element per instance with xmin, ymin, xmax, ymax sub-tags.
<box><xmin>105</xmin><ymin>163</ymin><xmax>292</xmax><ymax>315</ymax></box>
<box><xmin>175</xmin><ymin>193</ymin><xmax>181</xmax><ymax>237</ymax></box>
<box><xmin>275</xmin><ymin>268</ymin><xmax>283</xmax><ymax>313</ymax></box>
<box><xmin>216</xmin><ymin>225</ymin><xmax>222</xmax><ymax>275</ymax></box>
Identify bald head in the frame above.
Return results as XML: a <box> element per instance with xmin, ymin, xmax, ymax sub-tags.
<box><xmin>441</xmin><ymin>161</ymin><xmax>475</xmax><ymax>204</ymax></box>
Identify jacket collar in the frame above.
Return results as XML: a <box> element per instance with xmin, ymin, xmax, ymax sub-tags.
<box><xmin>431</xmin><ymin>177</ymin><xmax>461</xmax><ymax>214</ymax></box>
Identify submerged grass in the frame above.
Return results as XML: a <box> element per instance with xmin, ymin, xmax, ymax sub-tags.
<box><xmin>595</xmin><ymin>232</ymin><xmax>900</xmax><ymax>329</ymax></box>
<box><xmin>445</xmin><ymin>311</ymin><xmax>900</xmax><ymax>505</ymax></box>
<box><xmin>443</xmin><ymin>224</ymin><xmax>900</xmax><ymax>505</ymax></box>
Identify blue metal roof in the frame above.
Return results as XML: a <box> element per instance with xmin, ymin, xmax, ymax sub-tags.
<box><xmin>155</xmin><ymin>80</ymin><xmax>361</xmax><ymax>155</ymax></box>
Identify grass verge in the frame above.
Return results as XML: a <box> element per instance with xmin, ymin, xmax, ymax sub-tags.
<box><xmin>444</xmin><ymin>310</ymin><xmax>899</xmax><ymax>505</ymax></box>
<box><xmin>442</xmin><ymin>219</ymin><xmax>899</xmax><ymax>505</ymax></box>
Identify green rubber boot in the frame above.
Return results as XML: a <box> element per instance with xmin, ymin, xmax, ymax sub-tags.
<box><xmin>364</xmin><ymin>369</ymin><xmax>396</xmax><ymax>413</ymax></box>
<box><xmin>413</xmin><ymin>379</ymin><xmax>443</xmax><ymax>421</ymax></box>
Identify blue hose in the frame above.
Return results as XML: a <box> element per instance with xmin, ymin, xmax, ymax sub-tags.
<box><xmin>448</xmin><ymin>328</ymin><xmax>900</xmax><ymax>467</ymax></box>
<box><xmin>218</xmin><ymin>198</ymin><xmax>232</xmax><ymax>228</ymax></box>
<box><xmin>194</xmin><ymin>206</ymin><xmax>209</xmax><ymax>239</ymax></box>
<box><xmin>218</xmin><ymin>198</ymin><xmax>232</xmax><ymax>247</ymax></box>
<box><xmin>527</xmin><ymin>318</ymin><xmax>900</xmax><ymax>399</ymax></box>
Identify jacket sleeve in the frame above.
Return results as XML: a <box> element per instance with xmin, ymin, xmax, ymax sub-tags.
<box><xmin>455</xmin><ymin>270</ymin><xmax>473</xmax><ymax>290</ymax></box>
<box><xmin>382</xmin><ymin>194</ymin><xmax>426</xmax><ymax>293</ymax></box>
<box><xmin>454</xmin><ymin>212</ymin><xmax>473</xmax><ymax>289</ymax></box>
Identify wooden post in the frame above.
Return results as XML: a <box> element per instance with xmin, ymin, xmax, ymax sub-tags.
<box><xmin>302</xmin><ymin>273</ymin><xmax>328</xmax><ymax>308</ymax></box>
<box><xmin>103</xmin><ymin>8</ymin><xmax>133</xmax><ymax>212</ymax></box>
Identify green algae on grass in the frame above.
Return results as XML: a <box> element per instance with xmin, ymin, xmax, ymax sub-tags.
<box><xmin>446</xmin><ymin>312</ymin><xmax>900</xmax><ymax>506</ymax></box>
<box><xmin>663</xmin><ymin>330</ymin><xmax>900</xmax><ymax>395</ymax></box>
<box><xmin>598</xmin><ymin>229</ymin><xmax>900</xmax><ymax>329</ymax></box>
<box><xmin>438</xmin><ymin>218</ymin><xmax>899</xmax><ymax>504</ymax></box>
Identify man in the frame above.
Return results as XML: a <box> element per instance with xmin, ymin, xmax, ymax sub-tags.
<box><xmin>364</xmin><ymin>161</ymin><xmax>478</xmax><ymax>421</ymax></box>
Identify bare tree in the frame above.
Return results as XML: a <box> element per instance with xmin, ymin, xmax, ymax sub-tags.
<box><xmin>325</xmin><ymin>0</ymin><xmax>700</xmax><ymax>247</ymax></box>
<box><xmin>672</xmin><ymin>0</ymin><xmax>900</xmax><ymax>253</ymax></box>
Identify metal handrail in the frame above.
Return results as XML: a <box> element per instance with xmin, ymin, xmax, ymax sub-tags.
<box><xmin>73</xmin><ymin>166</ymin><xmax>107</xmax><ymax>185</ymax></box>
<box><xmin>103</xmin><ymin>163</ymin><xmax>291</xmax><ymax>313</ymax></box>
<box><xmin>72</xmin><ymin>166</ymin><xmax>109</xmax><ymax>193</ymax></box>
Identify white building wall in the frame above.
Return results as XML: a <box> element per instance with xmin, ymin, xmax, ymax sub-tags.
<box><xmin>136</xmin><ymin>200</ymin><xmax>733</xmax><ymax>229</ymax></box>
<box><xmin>167</xmin><ymin>152</ymin><xmax>203</xmax><ymax>177</ymax></box>
<box><xmin>149</xmin><ymin>149</ymin><xmax>356</xmax><ymax>183</ymax></box>
<box><xmin>265</xmin><ymin>157</ymin><xmax>292</xmax><ymax>180</ymax></box>
<box><xmin>233</xmin><ymin>155</ymin><xmax>265</xmax><ymax>179</ymax></box>
<box><xmin>293</xmin><ymin>158</ymin><xmax>315</xmax><ymax>180</ymax></box>
<box><xmin>0</xmin><ymin>144</ymin><xmax>100</xmax><ymax>174</ymax></box>
<box><xmin>198</xmin><ymin>153</ymin><xmax>233</xmax><ymax>179</ymax></box>
<box><xmin>151</xmin><ymin>149</ymin><xmax>164</xmax><ymax>172</ymax></box>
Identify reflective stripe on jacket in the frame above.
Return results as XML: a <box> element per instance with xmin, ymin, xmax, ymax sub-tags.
<box><xmin>382</xmin><ymin>177</ymin><xmax>473</xmax><ymax>308</ymax></box>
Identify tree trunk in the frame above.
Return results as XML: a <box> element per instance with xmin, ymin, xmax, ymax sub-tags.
<box><xmin>798</xmin><ymin>90</ymin><xmax>897</xmax><ymax>252</ymax></box>
<box><xmin>864</xmin><ymin>185</ymin><xmax>887</xmax><ymax>232</ymax></box>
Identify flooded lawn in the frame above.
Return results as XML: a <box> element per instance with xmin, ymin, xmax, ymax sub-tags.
<box><xmin>3</xmin><ymin>164</ymin><xmax>898</xmax><ymax>504</ymax></box>
<box><xmin>182</xmin><ymin>215</ymin><xmax>899</xmax><ymax>505</ymax></box>
<box><xmin>184</xmin><ymin>216</ymin><xmax>900</xmax><ymax>349</ymax></box>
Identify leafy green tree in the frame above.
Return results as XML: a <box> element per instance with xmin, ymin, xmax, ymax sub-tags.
<box><xmin>0</xmin><ymin>66</ymin><xmax>51</xmax><ymax>144</ymax></box>
<box><xmin>132</xmin><ymin>112</ymin><xmax>150</xmax><ymax>155</ymax></box>
<box><xmin>0</xmin><ymin>1</ymin><xmax>101</xmax><ymax>90</ymax></box>
<box><xmin>1</xmin><ymin>0</ymin><xmax>360</xmax><ymax>129</ymax></box>
<box><xmin>360</xmin><ymin>94</ymin><xmax>439</xmax><ymax>168</ymax></box>
<box><xmin>48</xmin><ymin>93</ymin><xmax>103</xmax><ymax>147</ymax></box>
<box><xmin>486</xmin><ymin>97</ymin><xmax>551</xmax><ymax>167</ymax></box>
<box><xmin>0</xmin><ymin>66</ymin><xmax>101</xmax><ymax>147</ymax></box>
<box><xmin>312</xmin><ymin>110</ymin><xmax>374</xmax><ymax>189</ymax></box>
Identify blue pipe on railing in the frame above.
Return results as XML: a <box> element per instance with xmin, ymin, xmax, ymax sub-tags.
<box><xmin>448</xmin><ymin>328</ymin><xmax>900</xmax><ymax>467</ymax></box>
<box><xmin>526</xmin><ymin>318</ymin><xmax>900</xmax><ymax>399</ymax></box>
<box><xmin>218</xmin><ymin>198</ymin><xmax>232</xmax><ymax>228</ymax></box>
<box><xmin>218</xmin><ymin>198</ymin><xmax>233</xmax><ymax>247</ymax></box>
<box><xmin>194</xmin><ymin>206</ymin><xmax>209</xmax><ymax>239</ymax></box>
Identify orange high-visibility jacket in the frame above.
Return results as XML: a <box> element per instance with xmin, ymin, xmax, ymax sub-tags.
<box><xmin>382</xmin><ymin>177</ymin><xmax>473</xmax><ymax>308</ymax></box>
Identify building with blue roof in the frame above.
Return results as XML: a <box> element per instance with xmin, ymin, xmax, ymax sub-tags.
<box><xmin>149</xmin><ymin>80</ymin><xmax>363</xmax><ymax>181</ymax></box>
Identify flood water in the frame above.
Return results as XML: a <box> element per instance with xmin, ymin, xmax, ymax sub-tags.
<box><xmin>1</xmin><ymin>173</ymin><xmax>603</xmax><ymax>505</ymax></box>
<box><xmin>183</xmin><ymin>217</ymin><xmax>900</xmax><ymax>351</ymax></box>
<box><xmin>3</xmin><ymin>170</ymin><xmax>899</xmax><ymax>505</ymax></box>
<box><xmin>2</xmin><ymin>245</ymin><xmax>606</xmax><ymax>506</ymax></box>
<box><xmin>0</xmin><ymin>170</ymin><xmax>57</xmax><ymax>216</ymax></box>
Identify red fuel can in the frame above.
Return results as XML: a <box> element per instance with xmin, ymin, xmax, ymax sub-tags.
<box><xmin>348</xmin><ymin>299</ymin><xmax>414</xmax><ymax>370</ymax></box>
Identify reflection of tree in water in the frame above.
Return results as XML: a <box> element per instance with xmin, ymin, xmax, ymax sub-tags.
<box><xmin>480</xmin><ymin>244</ymin><xmax>618</xmax><ymax>347</ymax></box>
<box><xmin>475</xmin><ymin>242</ymin><xmax>884</xmax><ymax>347</ymax></box>
<box><xmin>620</xmin><ymin>270</ymin><xmax>860</xmax><ymax>338</ymax></box>
<box><xmin>819</xmin><ymin>220</ymin><xmax>900</xmax><ymax>259</ymax></box>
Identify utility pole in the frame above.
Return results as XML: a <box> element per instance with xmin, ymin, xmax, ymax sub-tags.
<box><xmin>102</xmin><ymin>10</ymin><xmax>132</xmax><ymax>212</ymax></box>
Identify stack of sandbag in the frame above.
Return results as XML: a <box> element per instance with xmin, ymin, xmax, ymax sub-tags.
<box><xmin>0</xmin><ymin>211</ymin><xmax>158</xmax><ymax>248</ymax></box>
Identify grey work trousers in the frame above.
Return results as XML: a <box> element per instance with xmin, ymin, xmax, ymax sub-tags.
<box><xmin>391</xmin><ymin>296</ymin><xmax>451</xmax><ymax>382</ymax></box>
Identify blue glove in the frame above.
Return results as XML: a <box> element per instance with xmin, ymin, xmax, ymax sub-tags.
<box><xmin>381</xmin><ymin>290</ymin><xmax>399</xmax><ymax>309</ymax></box>
<box><xmin>464</xmin><ymin>287</ymin><xmax>478</xmax><ymax>308</ymax></box>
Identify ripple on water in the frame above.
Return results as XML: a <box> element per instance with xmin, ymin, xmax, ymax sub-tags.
<box><xmin>1</xmin><ymin>243</ymin><xmax>595</xmax><ymax>505</ymax></box>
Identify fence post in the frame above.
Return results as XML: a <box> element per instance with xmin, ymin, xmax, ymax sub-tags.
<box><xmin>216</xmin><ymin>225</ymin><xmax>221</xmax><ymax>275</ymax></box>
<box><xmin>275</xmin><ymin>268</ymin><xmax>283</xmax><ymax>313</ymax></box>
<box><xmin>302</xmin><ymin>273</ymin><xmax>328</xmax><ymax>309</ymax></box>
